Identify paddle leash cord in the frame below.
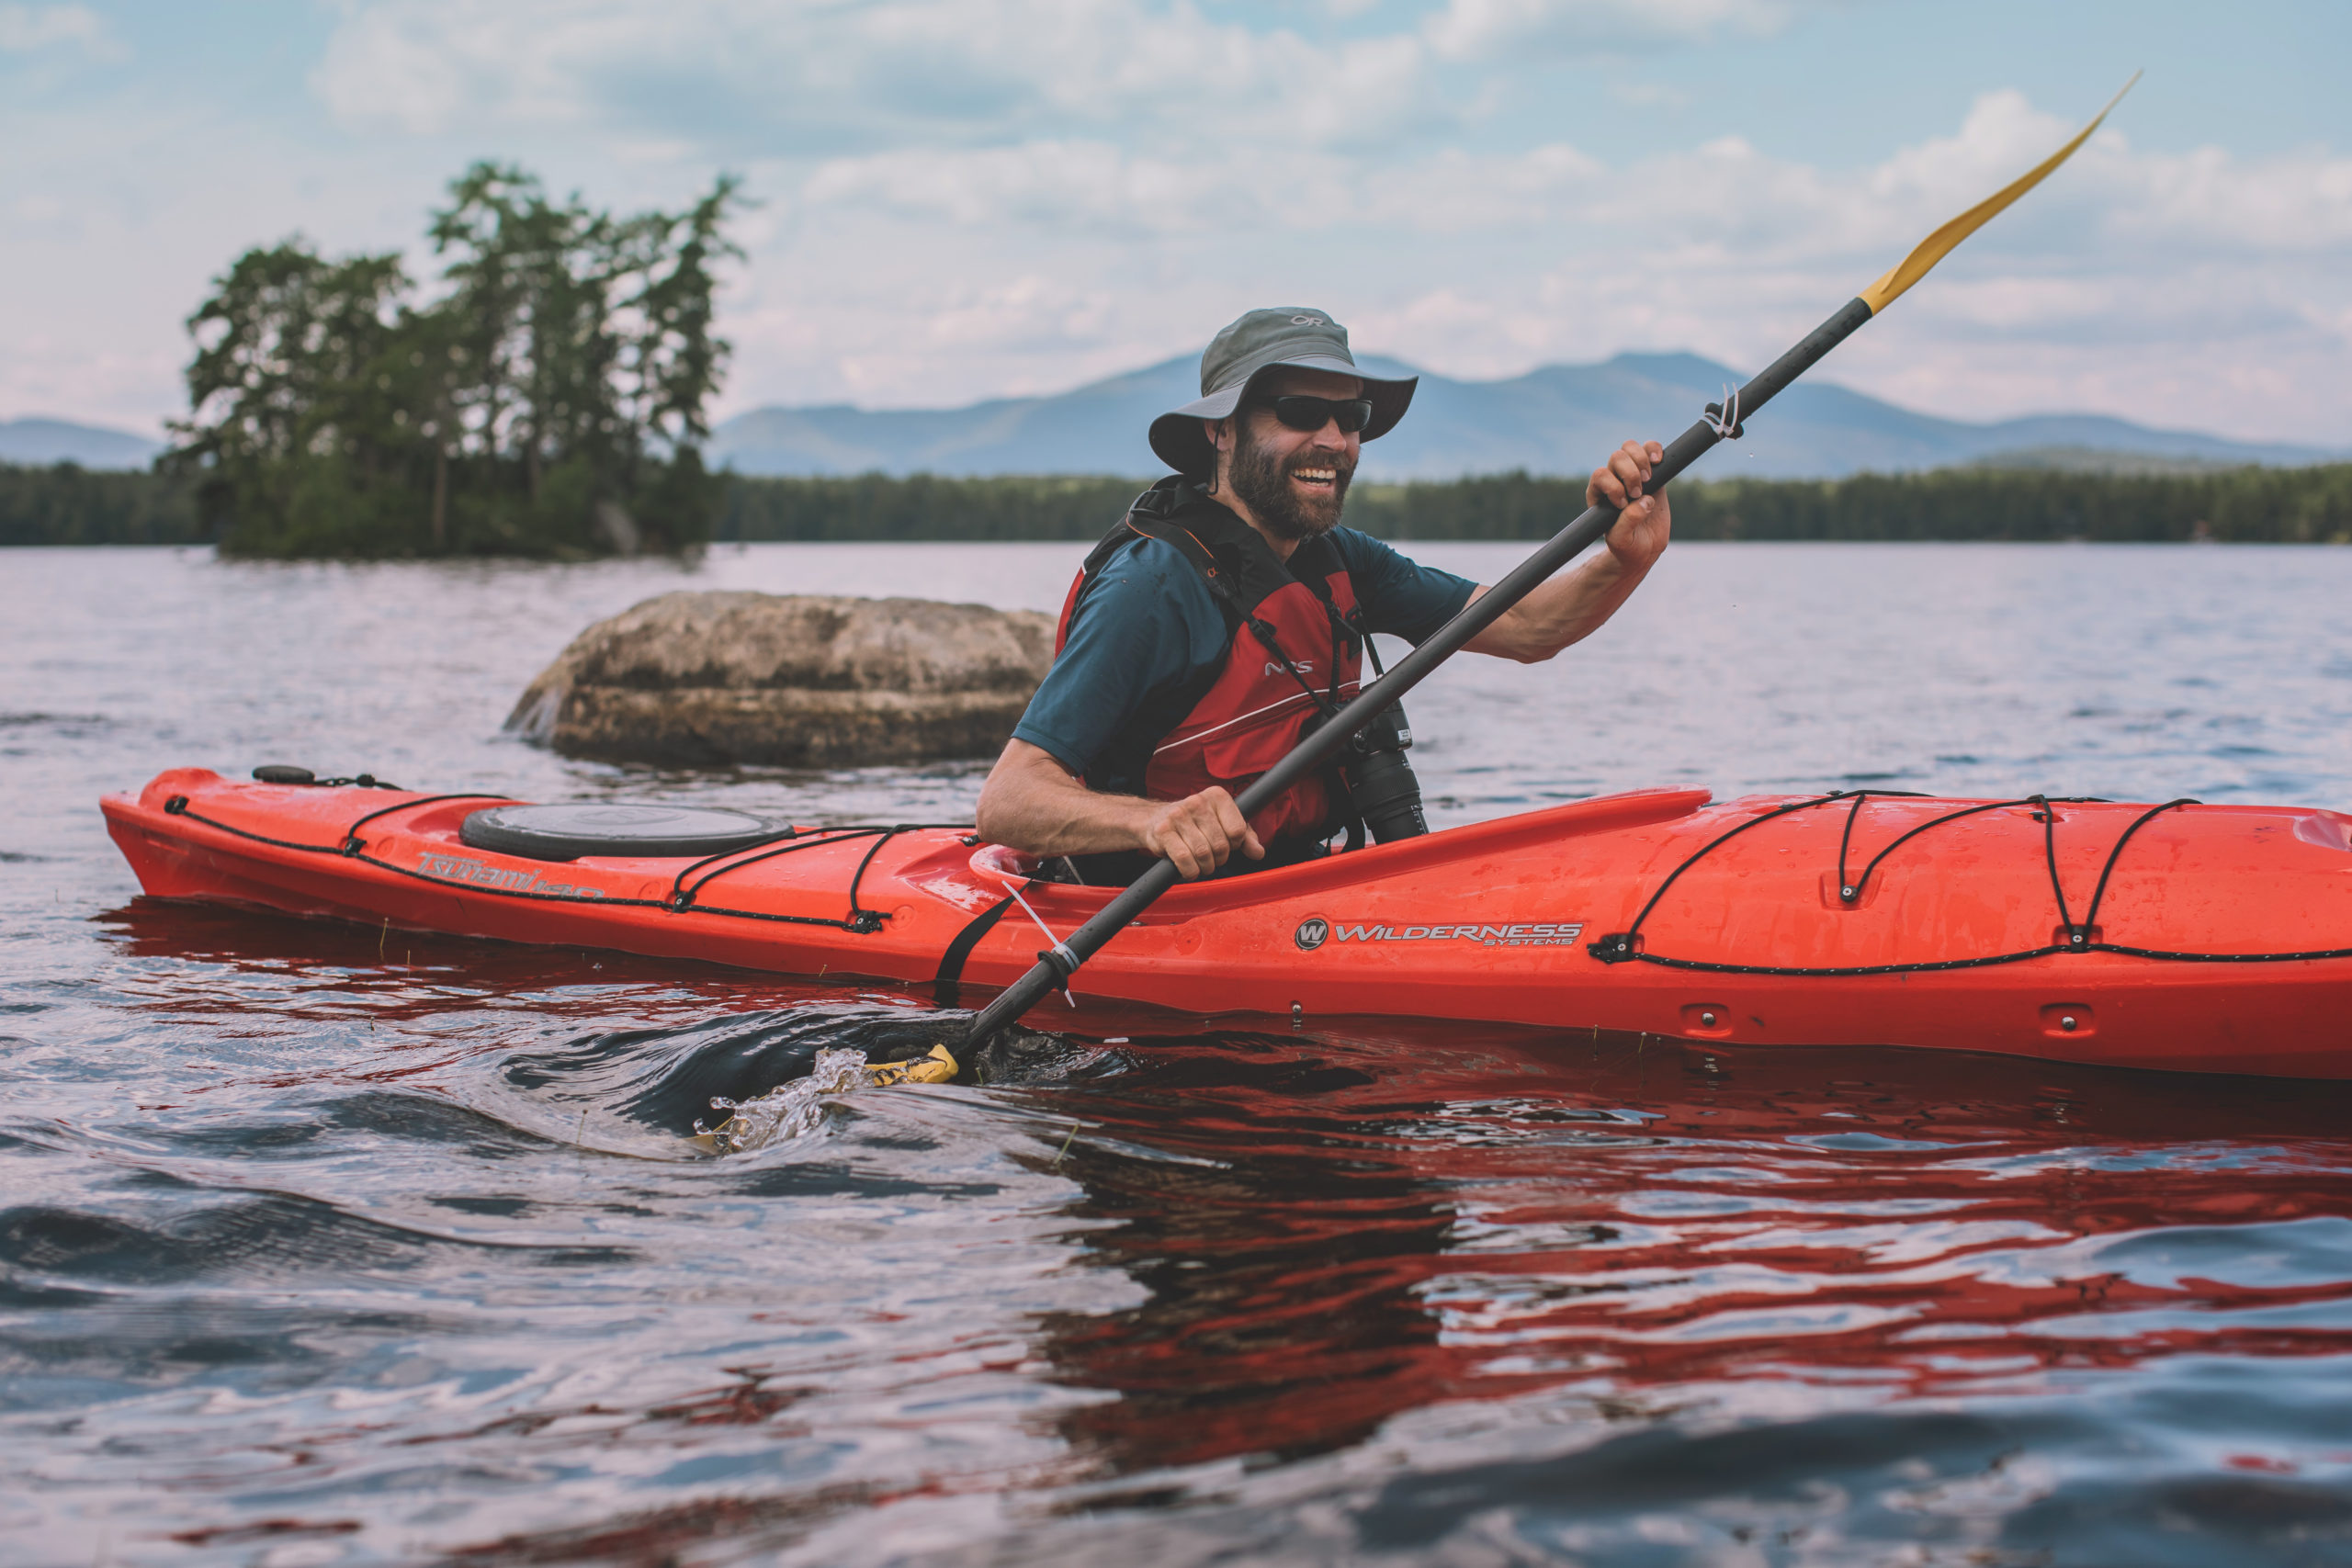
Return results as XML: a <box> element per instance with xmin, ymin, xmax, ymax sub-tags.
<box><xmin>1589</xmin><ymin>792</ymin><xmax>2352</xmax><ymax>975</ymax></box>
<box><xmin>160</xmin><ymin>794</ymin><xmax>969</xmax><ymax>937</ymax></box>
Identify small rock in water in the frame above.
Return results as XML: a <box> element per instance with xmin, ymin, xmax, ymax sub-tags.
<box><xmin>505</xmin><ymin>591</ymin><xmax>1054</xmax><ymax>767</ymax></box>
<box><xmin>695</xmin><ymin>1046</ymin><xmax>870</xmax><ymax>1152</ymax></box>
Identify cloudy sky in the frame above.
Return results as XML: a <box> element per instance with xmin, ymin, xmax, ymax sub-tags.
<box><xmin>5</xmin><ymin>0</ymin><xmax>2347</xmax><ymax>446</ymax></box>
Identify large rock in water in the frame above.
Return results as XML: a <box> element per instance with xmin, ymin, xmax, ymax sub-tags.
<box><xmin>505</xmin><ymin>592</ymin><xmax>1056</xmax><ymax>768</ymax></box>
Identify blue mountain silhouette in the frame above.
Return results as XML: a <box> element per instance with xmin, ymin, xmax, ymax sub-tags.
<box><xmin>711</xmin><ymin>352</ymin><xmax>2333</xmax><ymax>480</ymax></box>
<box><xmin>0</xmin><ymin>418</ymin><xmax>165</xmax><ymax>469</ymax></box>
<box><xmin>8</xmin><ymin>356</ymin><xmax>2331</xmax><ymax>479</ymax></box>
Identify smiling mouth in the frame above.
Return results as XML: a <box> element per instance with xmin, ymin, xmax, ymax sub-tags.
<box><xmin>1291</xmin><ymin>468</ymin><xmax>1339</xmax><ymax>489</ymax></box>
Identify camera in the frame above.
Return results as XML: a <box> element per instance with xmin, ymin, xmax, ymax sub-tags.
<box><xmin>1337</xmin><ymin>701</ymin><xmax>1428</xmax><ymax>843</ymax></box>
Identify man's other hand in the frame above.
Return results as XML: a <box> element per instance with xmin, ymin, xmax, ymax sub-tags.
<box><xmin>1588</xmin><ymin>438</ymin><xmax>1671</xmax><ymax>573</ymax></box>
<box><xmin>1144</xmin><ymin>787</ymin><xmax>1265</xmax><ymax>880</ymax></box>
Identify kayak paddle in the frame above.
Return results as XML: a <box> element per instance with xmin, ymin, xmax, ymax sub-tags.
<box><xmin>891</xmin><ymin>74</ymin><xmax>2140</xmax><ymax>1084</ymax></box>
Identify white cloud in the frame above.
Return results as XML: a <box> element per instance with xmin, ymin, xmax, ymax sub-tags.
<box><xmin>1425</xmin><ymin>0</ymin><xmax>1795</xmax><ymax>61</ymax></box>
<box><xmin>1362</xmin><ymin>142</ymin><xmax>1609</xmax><ymax>231</ymax></box>
<box><xmin>309</xmin><ymin>0</ymin><xmax>1451</xmax><ymax>151</ymax></box>
<box><xmin>0</xmin><ymin>3</ymin><xmax>107</xmax><ymax>54</ymax></box>
<box><xmin>922</xmin><ymin>276</ymin><xmax>1119</xmax><ymax>353</ymax></box>
<box><xmin>2109</xmin><ymin>143</ymin><xmax>2352</xmax><ymax>252</ymax></box>
<box><xmin>6</xmin><ymin>5</ymin><xmax>2349</xmax><ymax>453</ymax></box>
<box><xmin>799</xmin><ymin>140</ymin><xmax>1366</xmax><ymax>235</ymax></box>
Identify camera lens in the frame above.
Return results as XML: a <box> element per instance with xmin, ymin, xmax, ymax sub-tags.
<box><xmin>1346</xmin><ymin>745</ymin><xmax>1428</xmax><ymax>841</ymax></box>
<box><xmin>1340</xmin><ymin>702</ymin><xmax>1427</xmax><ymax>843</ymax></box>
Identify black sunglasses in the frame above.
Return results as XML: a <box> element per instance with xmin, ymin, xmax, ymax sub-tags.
<box><xmin>1251</xmin><ymin>394</ymin><xmax>1374</xmax><ymax>434</ymax></box>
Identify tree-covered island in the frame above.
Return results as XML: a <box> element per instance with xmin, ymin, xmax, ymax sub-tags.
<box><xmin>163</xmin><ymin>163</ymin><xmax>741</xmax><ymax>558</ymax></box>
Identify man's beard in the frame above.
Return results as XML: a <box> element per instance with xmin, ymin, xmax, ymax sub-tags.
<box><xmin>1226</xmin><ymin>426</ymin><xmax>1354</xmax><ymax>541</ymax></box>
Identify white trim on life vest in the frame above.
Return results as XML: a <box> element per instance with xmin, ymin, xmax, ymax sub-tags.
<box><xmin>1151</xmin><ymin>679</ymin><xmax>1363</xmax><ymax>755</ymax></box>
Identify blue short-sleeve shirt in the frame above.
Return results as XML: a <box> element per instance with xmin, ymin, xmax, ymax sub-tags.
<box><xmin>1012</xmin><ymin>525</ymin><xmax>1477</xmax><ymax>795</ymax></box>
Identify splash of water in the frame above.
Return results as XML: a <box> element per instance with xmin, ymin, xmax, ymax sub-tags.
<box><xmin>695</xmin><ymin>1046</ymin><xmax>869</xmax><ymax>1152</ymax></box>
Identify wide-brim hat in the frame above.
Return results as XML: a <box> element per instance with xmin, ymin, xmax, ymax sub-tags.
<box><xmin>1148</xmin><ymin>307</ymin><xmax>1417</xmax><ymax>477</ymax></box>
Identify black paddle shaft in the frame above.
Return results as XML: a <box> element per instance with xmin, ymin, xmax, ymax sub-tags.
<box><xmin>957</xmin><ymin>297</ymin><xmax>1877</xmax><ymax>1049</ymax></box>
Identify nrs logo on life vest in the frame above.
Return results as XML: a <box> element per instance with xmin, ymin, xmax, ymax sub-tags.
<box><xmin>1295</xmin><ymin>917</ymin><xmax>1583</xmax><ymax>951</ymax></box>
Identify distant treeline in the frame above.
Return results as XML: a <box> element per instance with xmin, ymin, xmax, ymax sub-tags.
<box><xmin>715</xmin><ymin>464</ymin><xmax>2352</xmax><ymax>546</ymax></box>
<box><xmin>716</xmin><ymin>473</ymin><xmax>1143</xmax><ymax>542</ymax></box>
<box><xmin>1359</xmin><ymin>466</ymin><xmax>2352</xmax><ymax>545</ymax></box>
<box><xmin>12</xmin><ymin>460</ymin><xmax>2352</xmax><ymax>548</ymax></box>
<box><xmin>0</xmin><ymin>462</ymin><xmax>203</xmax><ymax>547</ymax></box>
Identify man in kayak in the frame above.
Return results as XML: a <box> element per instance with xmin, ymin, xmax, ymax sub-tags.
<box><xmin>976</xmin><ymin>307</ymin><xmax>1671</xmax><ymax>882</ymax></box>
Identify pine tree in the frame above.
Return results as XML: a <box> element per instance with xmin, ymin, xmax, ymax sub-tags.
<box><xmin>167</xmin><ymin>164</ymin><xmax>742</xmax><ymax>558</ymax></box>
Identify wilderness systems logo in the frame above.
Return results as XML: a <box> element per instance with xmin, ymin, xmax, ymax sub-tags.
<box><xmin>1295</xmin><ymin>917</ymin><xmax>1583</xmax><ymax>951</ymax></box>
<box><xmin>414</xmin><ymin>850</ymin><xmax>606</xmax><ymax>899</ymax></box>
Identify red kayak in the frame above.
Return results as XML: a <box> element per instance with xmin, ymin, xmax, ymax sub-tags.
<box><xmin>104</xmin><ymin>767</ymin><xmax>2352</xmax><ymax>1077</ymax></box>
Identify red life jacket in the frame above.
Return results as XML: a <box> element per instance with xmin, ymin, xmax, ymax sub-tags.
<box><xmin>1054</xmin><ymin>479</ymin><xmax>1363</xmax><ymax>849</ymax></box>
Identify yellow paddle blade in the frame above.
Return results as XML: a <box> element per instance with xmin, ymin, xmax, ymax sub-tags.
<box><xmin>865</xmin><ymin>1043</ymin><xmax>959</xmax><ymax>1087</ymax></box>
<box><xmin>1860</xmin><ymin>72</ymin><xmax>2139</xmax><ymax>315</ymax></box>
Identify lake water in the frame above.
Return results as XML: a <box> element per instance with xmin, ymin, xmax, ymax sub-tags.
<box><xmin>5</xmin><ymin>540</ymin><xmax>2352</xmax><ymax>1565</ymax></box>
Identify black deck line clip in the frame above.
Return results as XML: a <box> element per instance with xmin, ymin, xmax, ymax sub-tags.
<box><xmin>164</xmin><ymin>795</ymin><xmax>188</xmax><ymax>815</ymax></box>
<box><xmin>668</xmin><ymin>889</ymin><xmax>696</xmax><ymax>912</ymax></box>
<box><xmin>1589</xmin><ymin>932</ymin><xmax>1639</xmax><ymax>964</ymax></box>
<box><xmin>2064</xmin><ymin>925</ymin><xmax>2091</xmax><ymax>950</ymax></box>
<box><xmin>340</xmin><ymin>838</ymin><xmax>366</xmax><ymax>857</ymax></box>
<box><xmin>848</xmin><ymin>909</ymin><xmax>887</xmax><ymax>935</ymax></box>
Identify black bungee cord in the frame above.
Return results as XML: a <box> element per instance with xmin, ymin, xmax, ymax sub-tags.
<box><xmin>1591</xmin><ymin>790</ymin><xmax>2352</xmax><ymax>976</ymax></box>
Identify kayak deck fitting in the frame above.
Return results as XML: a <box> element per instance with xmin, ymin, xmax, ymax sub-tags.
<box><xmin>104</xmin><ymin>769</ymin><xmax>2352</xmax><ymax>1078</ymax></box>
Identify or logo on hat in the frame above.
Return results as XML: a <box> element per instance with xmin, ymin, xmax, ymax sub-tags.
<box><xmin>1291</xmin><ymin>314</ymin><xmax>1328</xmax><ymax>326</ymax></box>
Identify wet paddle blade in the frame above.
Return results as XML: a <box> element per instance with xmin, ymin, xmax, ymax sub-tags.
<box><xmin>865</xmin><ymin>1043</ymin><xmax>959</xmax><ymax>1087</ymax></box>
<box><xmin>1859</xmin><ymin>72</ymin><xmax>2138</xmax><ymax>315</ymax></box>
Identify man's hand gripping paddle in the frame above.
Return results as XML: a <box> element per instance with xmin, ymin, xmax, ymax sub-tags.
<box><xmin>881</xmin><ymin>76</ymin><xmax>2139</xmax><ymax>1087</ymax></box>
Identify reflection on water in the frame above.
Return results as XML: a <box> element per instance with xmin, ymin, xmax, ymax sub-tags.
<box><xmin>5</xmin><ymin>544</ymin><xmax>2352</xmax><ymax>1562</ymax></box>
<box><xmin>18</xmin><ymin>920</ymin><xmax>2352</xmax><ymax>1563</ymax></box>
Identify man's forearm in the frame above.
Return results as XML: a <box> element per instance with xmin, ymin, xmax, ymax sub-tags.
<box><xmin>978</xmin><ymin>785</ymin><xmax>1156</xmax><ymax>857</ymax></box>
<box><xmin>1464</xmin><ymin>549</ymin><xmax>1649</xmax><ymax>663</ymax></box>
<box><xmin>975</xmin><ymin>744</ymin><xmax>1157</xmax><ymax>856</ymax></box>
<box><xmin>1456</xmin><ymin>437</ymin><xmax>1670</xmax><ymax>663</ymax></box>
<box><xmin>977</xmin><ymin>739</ymin><xmax>1266</xmax><ymax>878</ymax></box>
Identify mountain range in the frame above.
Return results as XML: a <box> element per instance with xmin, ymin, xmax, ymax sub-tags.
<box><xmin>8</xmin><ymin>354</ymin><xmax>2335</xmax><ymax>479</ymax></box>
<box><xmin>0</xmin><ymin>417</ymin><xmax>166</xmax><ymax>469</ymax></box>
<box><xmin>708</xmin><ymin>352</ymin><xmax>2336</xmax><ymax>480</ymax></box>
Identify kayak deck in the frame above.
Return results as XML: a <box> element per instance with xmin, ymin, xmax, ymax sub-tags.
<box><xmin>103</xmin><ymin>769</ymin><xmax>2352</xmax><ymax>1077</ymax></box>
